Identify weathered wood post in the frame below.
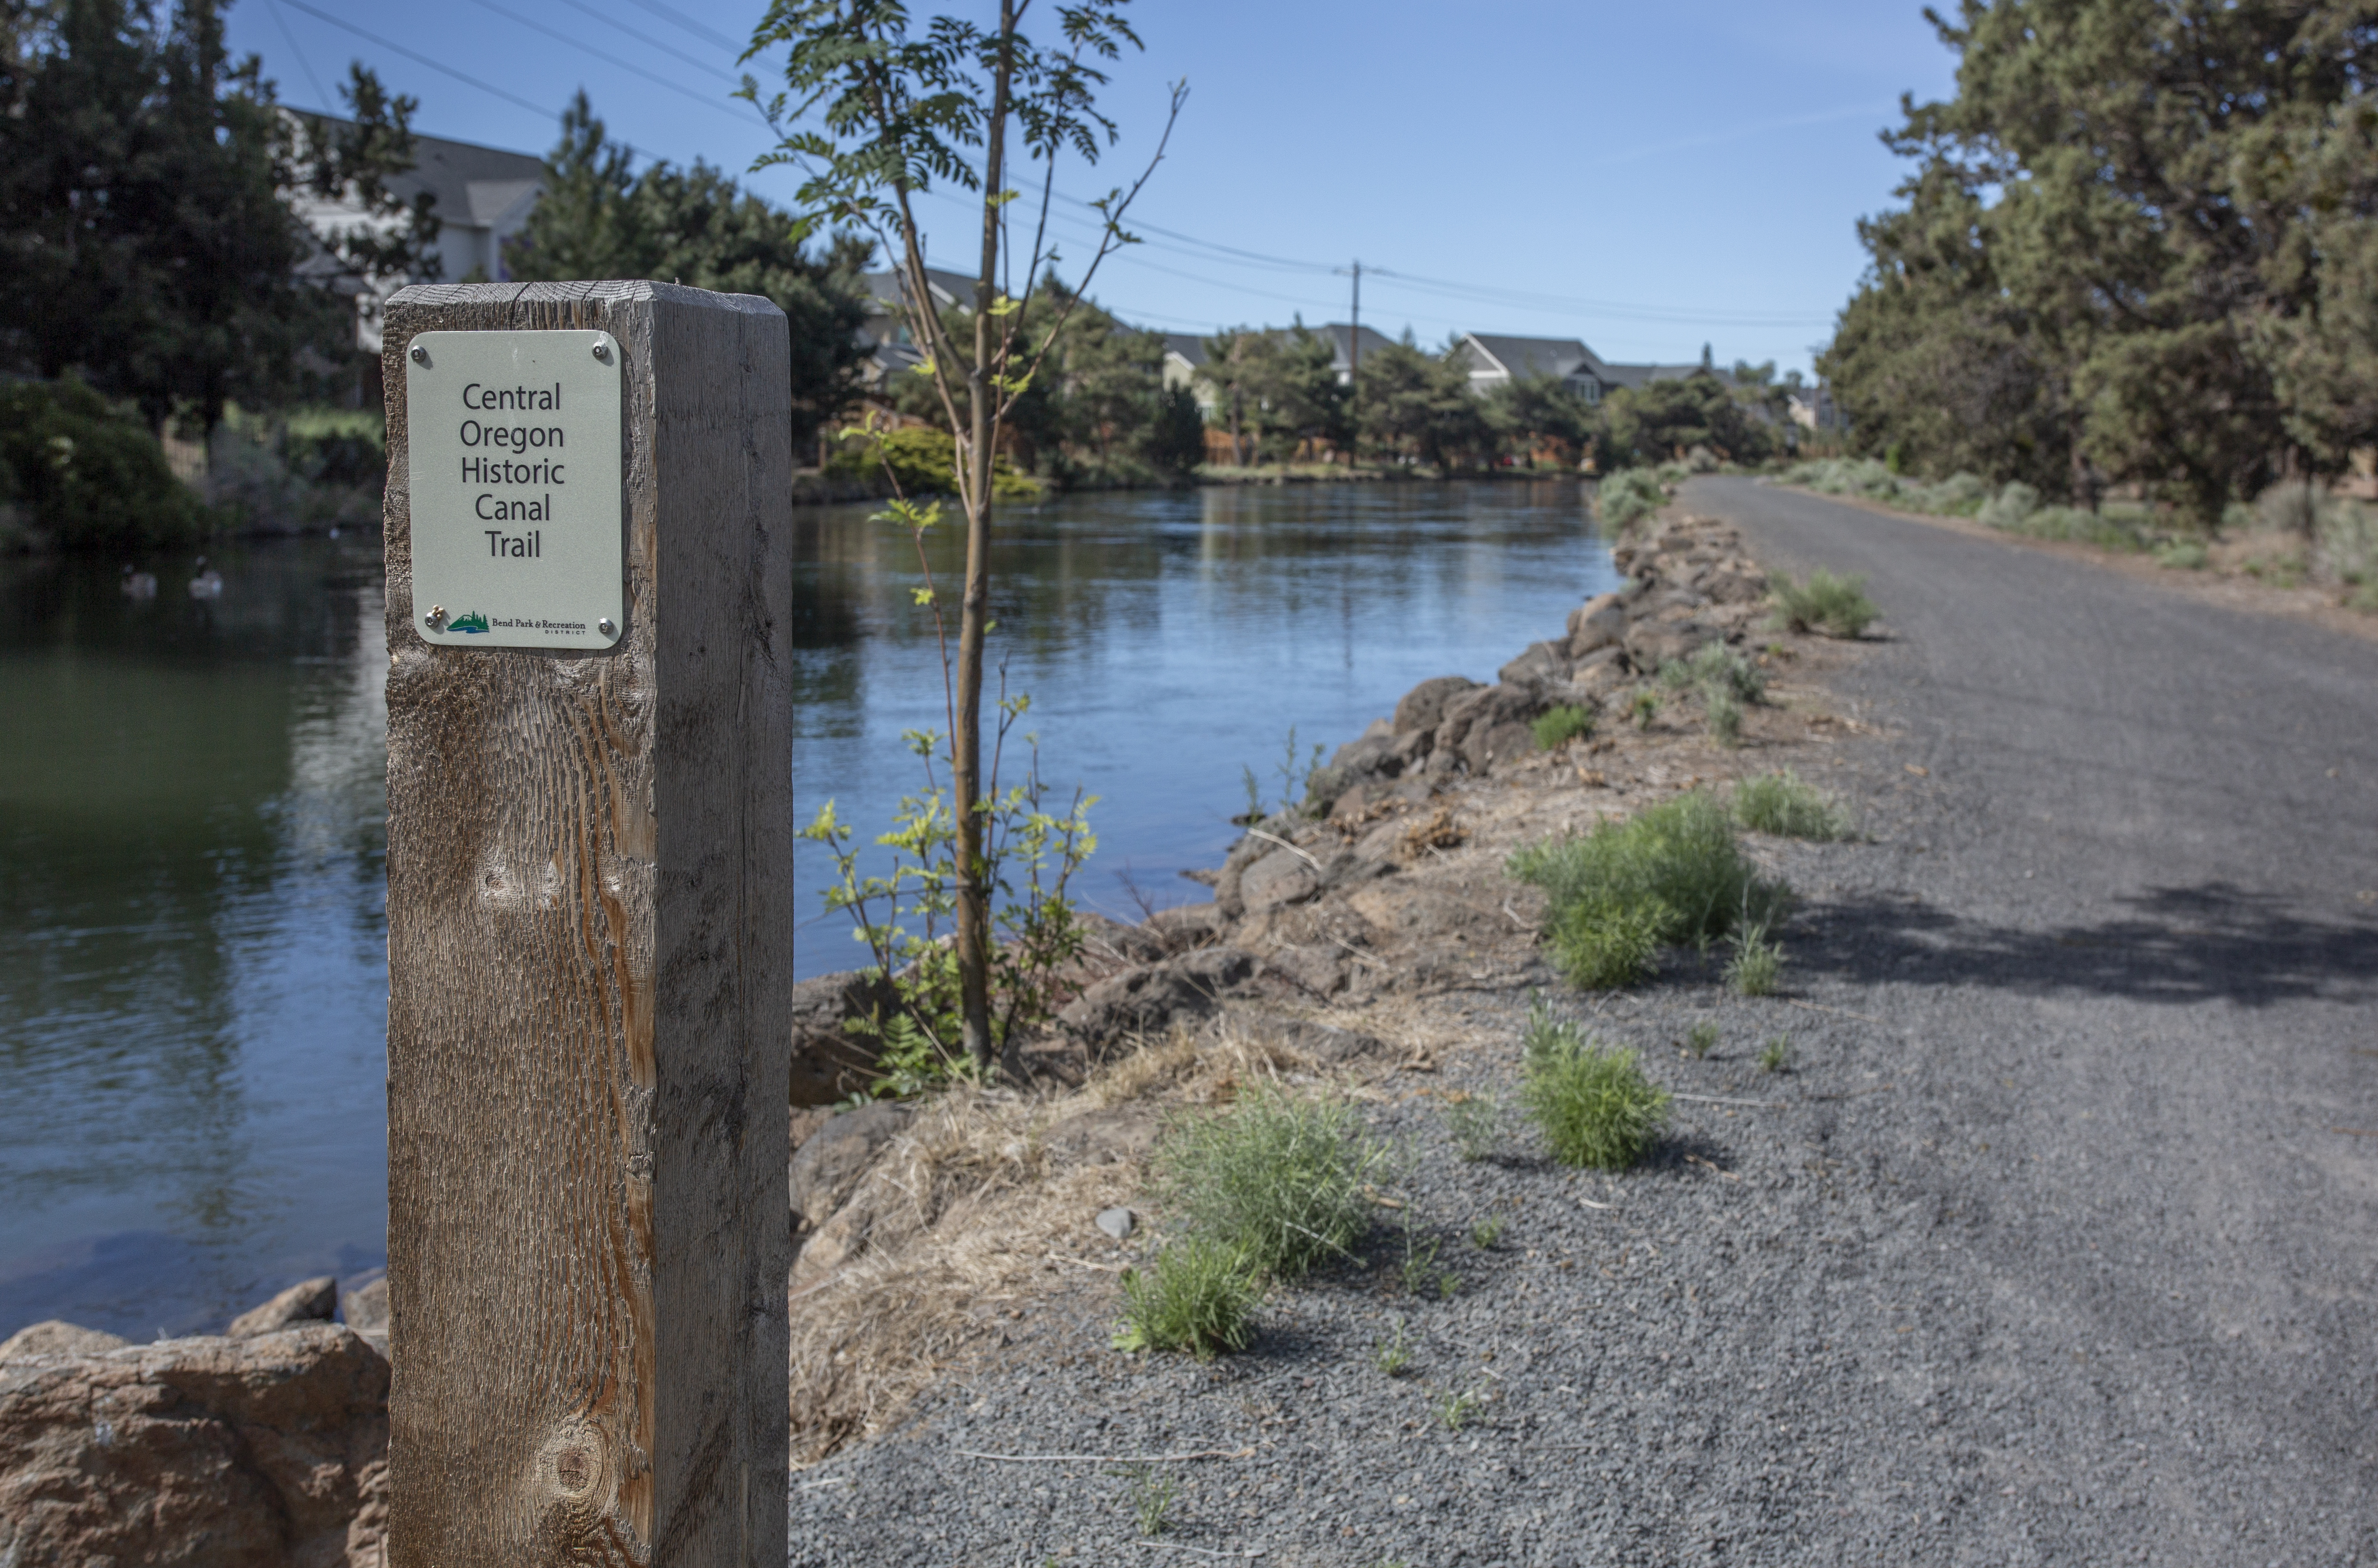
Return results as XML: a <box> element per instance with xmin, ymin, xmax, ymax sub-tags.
<box><xmin>380</xmin><ymin>281</ymin><xmax>792</xmax><ymax>1565</ymax></box>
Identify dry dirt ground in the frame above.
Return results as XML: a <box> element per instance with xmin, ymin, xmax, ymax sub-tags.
<box><xmin>778</xmin><ymin>486</ymin><xmax>2378</xmax><ymax>1567</ymax></box>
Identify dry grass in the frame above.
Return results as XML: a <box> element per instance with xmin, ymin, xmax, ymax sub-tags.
<box><xmin>785</xmin><ymin>1017</ymin><xmax>1345</xmax><ymax>1463</ymax></box>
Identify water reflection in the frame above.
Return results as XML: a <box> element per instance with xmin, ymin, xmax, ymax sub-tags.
<box><xmin>0</xmin><ymin>539</ymin><xmax>391</xmax><ymax>1337</ymax></box>
<box><xmin>791</xmin><ymin>480</ymin><xmax>1619</xmax><ymax>972</ymax></box>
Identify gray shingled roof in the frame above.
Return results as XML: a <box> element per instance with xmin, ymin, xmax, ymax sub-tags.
<box><xmin>1597</xmin><ymin>362</ymin><xmax>1708</xmax><ymax>391</ymax></box>
<box><xmin>296</xmin><ymin>115</ymin><xmax>547</xmax><ymax>227</ymax></box>
<box><xmin>1463</xmin><ymin>333</ymin><xmax>1614</xmax><ymax>384</ymax></box>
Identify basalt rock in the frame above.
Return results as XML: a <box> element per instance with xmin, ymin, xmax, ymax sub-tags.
<box><xmin>228</xmin><ymin>1276</ymin><xmax>337</xmax><ymax>1338</ymax></box>
<box><xmin>1393</xmin><ymin>676</ymin><xmax>1479</xmax><ymax>735</ymax></box>
<box><xmin>789</xmin><ymin>967</ymin><xmax>900</xmax><ymax>1106</ymax></box>
<box><xmin>0</xmin><ymin>1322</ymin><xmax>130</xmax><ymax>1360</ymax></box>
<box><xmin>790</xmin><ymin>1102</ymin><xmax>914</xmax><ymax>1234</ymax></box>
<box><xmin>0</xmin><ymin>1325</ymin><xmax>389</xmax><ymax>1568</ymax></box>
<box><xmin>1055</xmin><ymin>946</ymin><xmax>1258</xmax><ymax>1054</ymax></box>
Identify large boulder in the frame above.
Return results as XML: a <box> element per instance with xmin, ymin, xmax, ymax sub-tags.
<box><xmin>1625</xmin><ymin>617</ymin><xmax>1723</xmax><ymax>672</ymax></box>
<box><xmin>1240</xmin><ymin>847</ymin><xmax>1322</xmax><ymax>913</ymax></box>
<box><xmin>0</xmin><ymin>1322</ymin><xmax>129</xmax><ymax>1360</ymax></box>
<box><xmin>228</xmin><ymin>1276</ymin><xmax>337</xmax><ymax>1339</ymax></box>
<box><xmin>789</xmin><ymin>1102</ymin><xmax>913</xmax><ymax>1234</ymax></box>
<box><xmin>1435</xmin><ymin>683</ymin><xmax>1546</xmax><ymax>754</ymax></box>
<box><xmin>1567</xmin><ymin>593</ymin><xmax>1629</xmax><ymax>657</ymax></box>
<box><xmin>1055</xmin><ymin>946</ymin><xmax>1257</xmax><ymax>1054</ymax></box>
<box><xmin>0</xmin><ymin>1325</ymin><xmax>389</xmax><ymax>1568</ymax></box>
<box><xmin>789</xmin><ymin>967</ymin><xmax>899</xmax><ymax>1106</ymax></box>
<box><xmin>1146</xmin><ymin>902</ymin><xmax>1230</xmax><ymax>949</ymax></box>
<box><xmin>1497</xmin><ymin>640</ymin><xmax>1572</xmax><ymax>689</ymax></box>
<box><xmin>1392</xmin><ymin>676</ymin><xmax>1479</xmax><ymax>735</ymax></box>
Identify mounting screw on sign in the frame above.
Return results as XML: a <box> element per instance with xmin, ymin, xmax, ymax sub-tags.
<box><xmin>410</xmin><ymin>343</ymin><xmax>428</xmax><ymax>365</ymax></box>
<box><xmin>598</xmin><ymin>617</ymin><xmax>617</xmax><ymax>638</ymax></box>
<box><xmin>592</xmin><ymin>340</ymin><xmax>610</xmax><ymax>362</ymax></box>
<box><xmin>424</xmin><ymin>605</ymin><xmax>448</xmax><ymax>632</ymax></box>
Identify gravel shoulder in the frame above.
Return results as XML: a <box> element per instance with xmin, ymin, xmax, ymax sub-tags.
<box><xmin>784</xmin><ymin>481</ymin><xmax>2378</xmax><ymax>1567</ymax></box>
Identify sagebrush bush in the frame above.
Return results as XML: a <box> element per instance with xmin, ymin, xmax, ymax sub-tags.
<box><xmin>1704</xmin><ymin>686</ymin><xmax>1743</xmax><ymax>747</ymax></box>
<box><xmin>1732</xmin><ymin>770</ymin><xmax>1852</xmax><ymax>840</ymax></box>
<box><xmin>1596</xmin><ymin>467</ymin><xmax>1667</xmax><ymax>530</ymax></box>
<box><xmin>1154</xmin><ymin>1086</ymin><xmax>1382</xmax><ymax>1279</ymax></box>
<box><xmin>1519</xmin><ymin>999</ymin><xmax>1670</xmax><ymax>1169</ymax></box>
<box><xmin>1112</xmin><ymin>1238</ymin><xmax>1260</xmax><ymax>1359</ymax></box>
<box><xmin>1508</xmin><ymin>793</ymin><xmax>1789</xmax><ymax>990</ymax></box>
<box><xmin>1769</xmin><ymin>568</ymin><xmax>1878</xmax><ymax>638</ymax></box>
<box><xmin>1532</xmin><ymin>704</ymin><xmax>1595</xmax><ymax>751</ymax></box>
<box><xmin>1659</xmin><ymin>643</ymin><xmax>1765</xmax><ymax>703</ymax></box>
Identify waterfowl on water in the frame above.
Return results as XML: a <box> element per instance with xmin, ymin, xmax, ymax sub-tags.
<box><xmin>187</xmin><ymin>556</ymin><xmax>224</xmax><ymax>599</ymax></box>
<box><xmin>119</xmin><ymin>564</ymin><xmax>158</xmax><ymax>599</ymax></box>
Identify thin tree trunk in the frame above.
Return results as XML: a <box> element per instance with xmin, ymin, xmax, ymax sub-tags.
<box><xmin>954</xmin><ymin>2</ymin><xmax>1018</xmax><ymax>1074</ymax></box>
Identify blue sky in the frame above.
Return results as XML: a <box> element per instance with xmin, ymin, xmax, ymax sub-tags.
<box><xmin>234</xmin><ymin>0</ymin><xmax>1963</xmax><ymax>376</ymax></box>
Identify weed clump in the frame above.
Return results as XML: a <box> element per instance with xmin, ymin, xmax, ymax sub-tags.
<box><xmin>1758</xmin><ymin>1036</ymin><xmax>1794</xmax><ymax>1074</ymax></box>
<box><xmin>1532</xmin><ymin>704</ymin><xmax>1596</xmax><ymax>751</ymax></box>
<box><xmin>1112</xmin><ymin>1237</ymin><xmax>1260</xmax><ymax>1359</ymax></box>
<box><xmin>1508</xmin><ymin>793</ymin><xmax>1789</xmax><ymax>990</ymax></box>
<box><xmin>1725</xmin><ymin>922</ymin><xmax>1784</xmax><ymax>996</ymax></box>
<box><xmin>1443</xmin><ymin>1091</ymin><xmax>1502</xmax><ymax>1162</ymax></box>
<box><xmin>1518</xmin><ymin>998</ymin><xmax>1671</xmax><ymax>1168</ymax></box>
<box><xmin>1732</xmin><ymin>770</ymin><xmax>1852</xmax><ymax>840</ymax></box>
<box><xmin>1768</xmin><ymin>569</ymin><xmax>1878</xmax><ymax>638</ymax></box>
<box><xmin>1685</xmin><ymin>1021</ymin><xmax>1719</xmax><ymax>1058</ymax></box>
<box><xmin>1154</xmin><ymin>1086</ymin><xmax>1381</xmax><ymax>1279</ymax></box>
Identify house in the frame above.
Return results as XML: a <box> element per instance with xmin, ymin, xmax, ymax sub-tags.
<box><xmin>854</xmin><ymin>267</ymin><xmax>978</xmax><ymax>392</ymax></box>
<box><xmin>1160</xmin><ymin>322</ymin><xmax>1394</xmax><ymax>414</ymax></box>
<box><xmin>1452</xmin><ymin>332</ymin><xmax>1706</xmax><ymax>402</ymax></box>
<box><xmin>288</xmin><ymin>114</ymin><xmax>546</xmax><ymax>354</ymax></box>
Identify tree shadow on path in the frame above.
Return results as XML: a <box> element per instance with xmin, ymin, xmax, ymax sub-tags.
<box><xmin>1791</xmin><ymin>882</ymin><xmax>2378</xmax><ymax>1008</ymax></box>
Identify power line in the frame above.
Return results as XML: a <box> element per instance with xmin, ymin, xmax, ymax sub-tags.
<box><xmin>615</xmin><ymin>0</ymin><xmax>743</xmax><ymax>54</ymax></box>
<box><xmin>264</xmin><ymin>0</ymin><xmax>333</xmax><ymax>112</ymax></box>
<box><xmin>542</xmin><ymin>0</ymin><xmax>744</xmax><ymax>87</ymax></box>
<box><xmin>456</xmin><ymin>0</ymin><xmax>763</xmax><ymax>127</ymax></box>
<box><xmin>273</xmin><ymin>0</ymin><xmax>560</xmax><ymax>122</ymax></box>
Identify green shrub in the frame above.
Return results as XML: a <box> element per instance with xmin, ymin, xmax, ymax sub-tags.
<box><xmin>827</xmin><ymin>423</ymin><xmax>1041</xmax><ymax>501</ymax></box>
<box><xmin>1704</xmin><ymin>686</ymin><xmax>1743</xmax><ymax>747</ymax></box>
<box><xmin>1758</xmin><ymin>1036</ymin><xmax>1793</xmax><ymax>1073</ymax></box>
<box><xmin>1725</xmin><ymin>922</ymin><xmax>1784</xmax><ymax>996</ymax></box>
<box><xmin>1659</xmin><ymin>642</ymin><xmax>1765</xmax><ymax>703</ymax></box>
<box><xmin>1508</xmin><ymin>793</ymin><xmax>1789</xmax><ymax>990</ymax></box>
<box><xmin>1769</xmin><ymin>568</ymin><xmax>1878</xmax><ymax>638</ymax></box>
<box><xmin>1519</xmin><ymin>999</ymin><xmax>1670</xmax><ymax>1168</ymax></box>
<box><xmin>1112</xmin><ymin>1238</ymin><xmax>1260</xmax><ymax>1359</ymax></box>
<box><xmin>1443</xmin><ymin>1091</ymin><xmax>1502</xmax><ymax>1162</ymax></box>
<box><xmin>1685</xmin><ymin>1021</ymin><xmax>1719</xmax><ymax>1058</ymax></box>
<box><xmin>2155</xmin><ymin>541</ymin><xmax>2209</xmax><ymax>570</ymax></box>
<box><xmin>1595</xmin><ymin>467</ymin><xmax>1667</xmax><ymax>530</ymax></box>
<box><xmin>1732</xmin><ymin>770</ymin><xmax>1852</xmax><ymax>840</ymax></box>
<box><xmin>1531</xmin><ymin>704</ymin><xmax>1595</xmax><ymax>751</ymax></box>
<box><xmin>1154</xmin><ymin>1086</ymin><xmax>1382</xmax><ymax>1279</ymax></box>
<box><xmin>0</xmin><ymin>379</ymin><xmax>207</xmax><ymax>550</ymax></box>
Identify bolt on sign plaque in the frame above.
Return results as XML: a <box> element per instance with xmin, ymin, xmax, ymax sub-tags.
<box><xmin>404</xmin><ymin>329</ymin><xmax>625</xmax><ymax>649</ymax></box>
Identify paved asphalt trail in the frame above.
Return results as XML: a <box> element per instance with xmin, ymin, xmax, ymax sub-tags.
<box><xmin>1693</xmin><ymin>476</ymin><xmax>2378</xmax><ymax>1562</ymax></box>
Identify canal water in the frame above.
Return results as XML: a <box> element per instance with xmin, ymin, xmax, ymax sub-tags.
<box><xmin>0</xmin><ymin>480</ymin><xmax>1618</xmax><ymax>1338</ymax></box>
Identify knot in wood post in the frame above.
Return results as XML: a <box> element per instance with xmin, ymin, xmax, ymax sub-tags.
<box><xmin>380</xmin><ymin>282</ymin><xmax>792</xmax><ymax>1567</ymax></box>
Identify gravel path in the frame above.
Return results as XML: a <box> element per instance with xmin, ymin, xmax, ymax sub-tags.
<box><xmin>787</xmin><ymin>479</ymin><xmax>2378</xmax><ymax>1566</ymax></box>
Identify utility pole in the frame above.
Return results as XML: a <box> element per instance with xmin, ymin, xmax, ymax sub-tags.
<box><xmin>1335</xmin><ymin>258</ymin><xmax>1361</xmax><ymax>466</ymax></box>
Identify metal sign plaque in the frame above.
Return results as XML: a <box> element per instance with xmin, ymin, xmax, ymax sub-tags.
<box><xmin>404</xmin><ymin>329</ymin><xmax>624</xmax><ymax>649</ymax></box>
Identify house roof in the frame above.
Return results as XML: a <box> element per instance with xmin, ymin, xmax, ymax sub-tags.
<box><xmin>295</xmin><ymin>114</ymin><xmax>547</xmax><ymax>229</ymax></box>
<box><xmin>1317</xmin><ymin>322</ymin><xmax>1397</xmax><ymax>372</ymax></box>
<box><xmin>1163</xmin><ymin>333</ymin><xmax>1209</xmax><ymax>367</ymax></box>
<box><xmin>858</xmin><ymin>267</ymin><xmax>990</xmax><ymax>314</ymax></box>
<box><xmin>1460</xmin><ymin>333</ymin><xmax>1615</xmax><ymax>385</ymax></box>
<box><xmin>1597</xmin><ymin>361</ymin><xmax>1708</xmax><ymax>391</ymax></box>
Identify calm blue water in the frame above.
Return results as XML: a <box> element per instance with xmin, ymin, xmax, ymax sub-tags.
<box><xmin>1</xmin><ymin>480</ymin><xmax>1616</xmax><ymax>1339</ymax></box>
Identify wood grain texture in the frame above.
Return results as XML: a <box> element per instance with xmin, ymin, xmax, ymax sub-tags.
<box><xmin>381</xmin><ymin>282</ymin><xmax>791</xmax><ymax>1567</ymax></box>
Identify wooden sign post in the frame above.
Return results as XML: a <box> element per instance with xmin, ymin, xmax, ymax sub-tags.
<box><xmin>380</xmin><ymin>281</ymin><xmax>792</xmax><ymax>1565</ymax></box>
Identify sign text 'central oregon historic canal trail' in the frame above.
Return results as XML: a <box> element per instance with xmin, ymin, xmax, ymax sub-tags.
<box><xmin>404</xmin><ymin>328</ymin><xmax>625</xmax><ymax>649</ymax></box>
